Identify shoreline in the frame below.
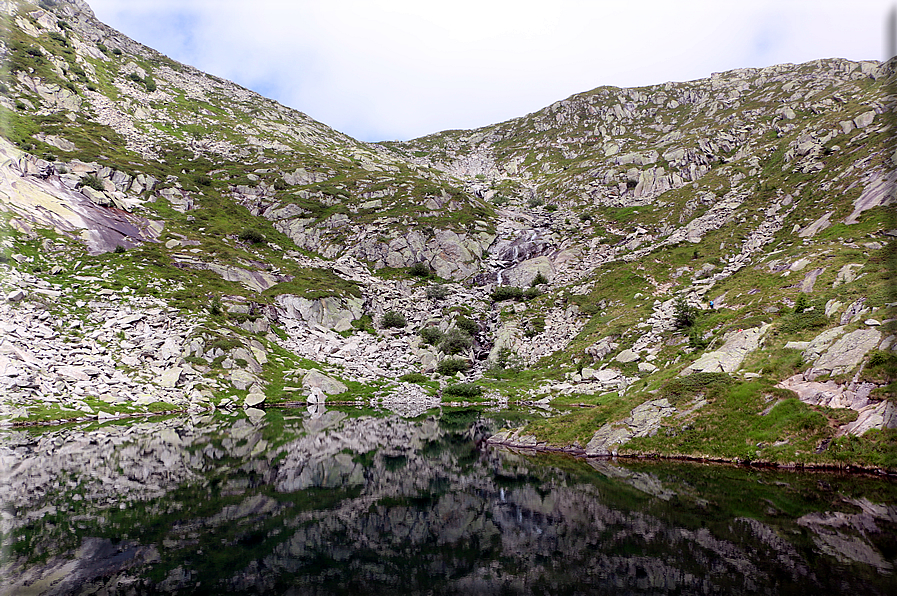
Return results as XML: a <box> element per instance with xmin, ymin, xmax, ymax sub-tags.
<box><xmin>486</xmin><ymin>436</ymin><xmax>897</xmax><ymax>477</ymax></box>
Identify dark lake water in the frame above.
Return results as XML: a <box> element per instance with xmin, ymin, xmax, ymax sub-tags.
<box><xmin>1</xmin><ymin>406</ymin><xmax>896</xmax><ymax>595</ymax></box>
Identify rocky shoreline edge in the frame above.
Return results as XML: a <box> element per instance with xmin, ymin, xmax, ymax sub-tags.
<box><xmin>486</xmin><ymin>433</ymin><xmax>897</xmax><ymax>477</ymax></box>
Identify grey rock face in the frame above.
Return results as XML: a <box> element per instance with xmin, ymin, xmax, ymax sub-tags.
<box><xmin>585</xmin><ymin>399</ymin><xmax>677</xmax><ymax>456</ymax></box>
<box><xmin>683</xmin><ymin>324</ymin><xmax>770</xmax><ymax>375</ymax></box>
<box><xmin>807</xmin><ymin>329</ymin><xmax>882</xmax><ymax>379</ymax></box>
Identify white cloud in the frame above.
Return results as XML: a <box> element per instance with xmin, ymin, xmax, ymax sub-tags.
<box><xmin>87</xmin><ymin>0</ymin><xmax>895</xmax><ymax>141</ymax></box>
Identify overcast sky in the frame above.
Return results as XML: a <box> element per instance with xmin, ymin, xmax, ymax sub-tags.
<box><xmin>86</xmin><ymin>0</ymin><xmax>895</xmax><ymax>142</ymax></box>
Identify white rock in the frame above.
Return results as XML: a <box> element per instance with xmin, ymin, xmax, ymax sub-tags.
<box><xmin>244</xmin><ymin>393</ymin><xmax>266</xmax><ymax>407</ymax></box>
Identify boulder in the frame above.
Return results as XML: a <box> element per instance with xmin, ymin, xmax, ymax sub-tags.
<box><xmin>615</xmin><ymin>349</ymin><xmax>640</xmax><ymax>363</ymax></box>
<box><xmin>244</xmin><ymin>392</ymin><xmax>266</xmax><ymax>407</ymax></box>
<box><xmin>585</xmin><ymin>399</ymin><xmax>676</xmax><ymax>455</ymax></box>
<box><xmin>230</xmin><ymin>369</ymin><xmax>258</xmax><ymax>391</ymax></box>
<box><xmin>802</xmin><ymin>327</ymin><xmax>845</xmax><ymax>362</ymax></box>
<box><xmin>302</xmin><ymin>369</ymin><xmax>348</xmax><ymax>395</ymax></box>
<box><xmin>839</xmin><ymin>401</ymin><xmax>897</xmax><ymax>436</ymax></box>
<box><xmin>683</xmin><ymin>324</ymin><xmax>769</xmax><ymax>375</ymax></box>
<box><xmin>159</xmin><ymin>367</ymin><xmax>181</xmax><ymax>388</ymax></box>
<box><xmin>807</xmin><ymin>328</ymin><xmax>882</xmax><ymax>379</ymax></box>
<box><xmin>276</xmin><ymin>295</ymin><xmax>363</xmax><ymax>332</ymax></box>
<box><xmin>6</xmin><ymin>289</ymin><xmax>26</xmax><ymax>303</ymax></box>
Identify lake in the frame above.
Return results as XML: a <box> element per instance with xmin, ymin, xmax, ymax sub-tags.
<box><xmin>2</xmin><ymin>405</ymin><xmax>896</xmax><ymax>595</ymax></box>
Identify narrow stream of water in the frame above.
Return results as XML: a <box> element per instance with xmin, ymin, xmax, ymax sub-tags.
<box><xmin>2</xmin><ymin>406</ymin><xmax>895</xmax><ymax>595</ymax></box>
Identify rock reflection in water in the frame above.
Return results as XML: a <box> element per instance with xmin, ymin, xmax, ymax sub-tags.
<box><xmin>1</xmin><ymin>407</ymin><xmax>895</xmax><ymax>595</ymax></box>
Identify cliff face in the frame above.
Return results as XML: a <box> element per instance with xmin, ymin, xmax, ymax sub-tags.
<box><xmin>0</xmin><ymin>0</ymin><xmax>894</xmax><ymax>466</ymax></box>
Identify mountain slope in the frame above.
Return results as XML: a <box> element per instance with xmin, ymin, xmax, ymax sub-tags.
<box><xmin>0</xmin><ymin>0</ymin><xmax>894</xmax><ymax>469</ymax></box>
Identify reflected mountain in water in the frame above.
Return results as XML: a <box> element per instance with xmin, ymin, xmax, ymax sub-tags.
<box><xmin>1</xmin><ymin>407</ymin><xmax>895</xmax><ymax>595</ymax></box>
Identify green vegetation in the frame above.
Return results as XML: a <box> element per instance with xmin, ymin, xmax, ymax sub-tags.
<box><xmin>408</xmin><ymin>262</ymin><xmax>431</xmax><ymax>277</ymax></box>
<box><xmin>443</xmin><ymin>382</ymin><xmax>483</xmax><ymax>398</ymax></box>
<box><xmin>437</xmin><ymin>358</ymin><xmax>468</xmax><ymax>376</ymax></box>
<box><xmin>381</xmin><ymin>310</ymin><xmax>407</xmax><ymax>329</ymax></box>
<box><xmin>491</xmin><ymin>286</ymin><xmax>524</xmax><ymax>302</ymax></box>
<box><xmin>426</xmin><ymin>284</ymin><xmax>450</xmax><ymax>300</ymax></box>
<box><xmin>80</xmin><ymin>174</ymin><xmax>104</xmax><ymax>192</ymax></box>
<box><xmin>439</xmin><ymin>329</ymin><xmax>472</xmax><ymax>355</ymax></box>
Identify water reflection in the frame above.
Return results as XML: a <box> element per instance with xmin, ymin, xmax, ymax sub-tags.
<box><xmin>1</xmin><ymin>407</ymin><xmax>895</xmax><ymax>595</ymax></box>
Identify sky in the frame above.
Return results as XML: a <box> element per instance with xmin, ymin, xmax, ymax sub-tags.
<box><xmin>86</xmin><ymin>0</ymin><xmax>896</xmax><ymax>142</ymax></box>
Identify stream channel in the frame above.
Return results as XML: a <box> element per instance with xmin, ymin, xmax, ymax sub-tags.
<box><xmin>1</xmin><ymin>405</ymin><xmax>896</xmax><ymax>595</ymax></box>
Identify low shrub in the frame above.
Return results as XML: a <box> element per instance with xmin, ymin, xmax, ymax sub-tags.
<box><xmin>399</xmin><ymin>372</ymin><xmax>428</xmax><ymax>384</ymax></box>
<box><xmin>409</xmin><ymin>261</ymin><xmax>431</xmax><ymax>277</ymax></box>
<box><xmin>420</xmin><ymin>327</ymin><xmax>444</xmax><ymax>346</ymax></box>
<box><xmin>426</xmin><ymin>284</ymin><xmax>450</xmax><ymax>300</ymax></box>
<box><xmin>437</xmin><ymin>358</ymin><xmax>468</xmax><ymax>376</ymax></box>
<box><xmin>113</xmin><ymin>245</ymin><xmax>126</xmax><ymax>254</ymax></box>
<box><xmin>443</xmin><ymin>382</ymin><xmax>482</xmax><ymax>398</ymax></box>
<box><xmin>531</xmin><ymin>271</ymin><xmax>548</xmax><ymax>287</ymax></box>
<box><xmin>491</xmin><ymin>286</ymin><xmax>523</xmax><ymax>302</ymax></box>
<box><xmin>80</xmin><ymin>174</ymin><xmax>105</xmax><ymax>192</ymax></box>
<box><xmin>238</xmin><ymin>229</ymin><xmax>265</xmax><ymax>244</ymax></box>
<box><xmin>523</xmin><ymin>287</ymin><xmax>541</xmax><ymax>300</ymax></box>
<box><xmin>381</xmin><ymin>310</ymin><xmax>407</xmax><ymax>328</ymax></box>
<box><xmin>112</xmin><ymin>48</ymin><xmax>122</xmax><ymax>56</ymax></box>
<box><xmin>439</xmin><ymin>329</ymin><xmax>472</xmax><ymax>355</ymax></box>
<box><xmin>455</xmin><ymin>317</ymin><xmax>478</xmax><ymax>336</ymax></box>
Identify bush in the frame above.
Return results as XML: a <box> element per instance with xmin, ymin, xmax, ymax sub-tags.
<box><xmin>531</xmin><ymin>271</ymin><xmax>548</xmax><ymax>287</ymax></box>
<box><xmin>491</xmin><ymin>286</ymin><xmax>523</xmax><ymax>302</ymax></box>
<box><xmin>443</xmin><ymin>382</ymin><xmax>482</xmax><ymax>398</ymax></box>
<box><xmin>143</xmin><ymin>76</ymin><xmax>156</xmax><ymax>92</ymax></box>
<box><xmin>455</xmin><ymin>317</ymin><xmax>478</xmax><ymax>336</ymax></box>
<box><xmin>420</xmin><ymin>326</ymin><xmax>444</xmax><ymax>346</ymax></box>
<box><xmin>437</xmin><ymin>358</ymin><xmax>468</xmax><ymax>376</ymax></box>
<box><xmin>673</xmin><ymin>298</ymin><xmax>697</xmax><ymax>329</ymax></box>
<box><xmin>688</xmin><ymin>328</ymin><xmax>709</xmax><ymax>350</ymax></box>
<box><xmin>545</xmin><ymin>204</ymin><xmax>558</xmax><ymax>212</ymax></box>
<box><xmin>195</xmin><ymin>174</ymin><xmax>212</xmax><ymax>186</ymax></box>
<box><xmin>381</xmin><ymin>310</ymin><xmax>407</xmax><ymax>328</ymax></box>
<box><xmin>80</xmin><ymin>174</ymin><xmax>105</xmax><ymax>191</ymax></box>
<box><xmin>238</xmin><ymin>229</ymin><xmax>265</xmax><ymax>244</ymax></box>
<box><xmin>794</xmin><ymin>294</ymin><xmax>809</xmax><ymax>313</ymax></box>
<box><xmin>523</xmin><ymin>287</ymin><xmax>541</xmax><ymax>300</ymax></box>
<box><xmin>493</xmin><ymin>347</ymin><xmax>522</xmax><ymax>371</ymax></box>
<box><xmin>399</xmin><ymin>372</ymin><xmax>428</xmax><ymax>384</ymax></box>
<box><xmin>439</xmin><ymin>328</ymin><xmax>472</xmax><ymax>355</ymax></box>
<box><xmin>127</xmin><ymin>72</ymin><xmax>142</xmax><ymax>83</ymax></box>
<box><xmin>113</xmin><ymin>245</ymin><xmax>126</xmax><ymax>254</ymax></box>
<box><xmin>527</xmin><ymin>197</ymin><xmax>543</xmax><ymax>208</ymax></box>
<box><xmin>425</xmin><ymin>284</ymin><xmax>450</xmax><ymax>300</ymax></box>
<box><xmin>112</xmin><ymin>48</ymin><xmax>122</xmax><ymax>56</ymax></box>
<box><xmin>409</xmin><ymin>261</ymin><xmax>431</xmax><ymax>277</ymax></box>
